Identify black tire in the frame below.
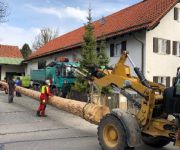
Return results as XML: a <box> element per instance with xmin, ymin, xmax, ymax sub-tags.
<box><xmin>98</xmin><ymin>114</ymin><xmax>134</xmax><ymax>150</ymax></box>
<box><xmin>142</xmin><ymin>134</ymin><xmax>170</xmax><ymax>148</ymax></box>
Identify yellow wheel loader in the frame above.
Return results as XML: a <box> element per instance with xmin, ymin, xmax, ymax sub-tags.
<box><xmin>86</xmin><ymin>51</ymin><xmax>180</xmax><ymax>150</ymax></box>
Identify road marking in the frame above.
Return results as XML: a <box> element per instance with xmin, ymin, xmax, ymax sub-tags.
<box><xmin>0</xmin><ymin>135</ymin><xmax>96</xmax><ymax>145</ymax></box>
<box><xmin>0</xmin><ymin>111</ymin><xmax>27</xmax><ymax>114</ymax></box>
<box><xmin>0</xmin><ymin>127</ymin><xmax>70</xmax><ymax>135</ymax></box>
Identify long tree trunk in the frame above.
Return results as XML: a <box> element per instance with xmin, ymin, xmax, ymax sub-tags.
<box><xmin>0</xmin><ymin>81</ymin><xmax>109</xmax><ymax>125</ymax></box>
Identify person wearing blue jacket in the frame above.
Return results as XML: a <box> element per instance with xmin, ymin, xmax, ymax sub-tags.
<box><xmin>15</xmin><ymin>77</ymin><xmax>22</xmax><ymax>97</ymax></box>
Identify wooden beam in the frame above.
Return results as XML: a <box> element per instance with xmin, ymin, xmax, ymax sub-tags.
<box><xmin>0</xmin><ymin>81</ymin><xmax>110</xmax><ymax>125</ymax></box>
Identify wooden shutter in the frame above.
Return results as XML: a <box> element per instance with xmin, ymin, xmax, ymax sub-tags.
<box><xmin>166</xmin><ymin>40</ymin><xmax>171</xmax><ymax>54</ymax></box>
<box><xmin>121</xmin><ymin>41</ymin><xmax>127</xmax><ymax>54</ymax></box>
<box><xmin>174</xmin><ymin>7</ymin><xmax>179</xmax><ymax>20</ymax></box>
<box><xmin>166</xmin><ymin>77</ymin><xmax>170</xmax><ymax>87</ymax></box>
<box><xmin>173</xmin><ymin>41</ymin><xmax>177</xmax><ymax>55</ymax></box>
<box><xmin>96</xmin><ymin>47</ymin><xmax>100</xmax><ymax>53</ymax></box>
<box><xmin>153</xmin><ymin>38</ymin><xmax>158</xmax><ymax>53</ymax></box>
<box><xmin>110</xmin><ymin>44</ymin><xmax>114</xmax><ymax>57</ymax></box>
<box><xmin>153</xmin><ymin>76</ymin><xmax>158</xmax><ymax>83</ymax></box>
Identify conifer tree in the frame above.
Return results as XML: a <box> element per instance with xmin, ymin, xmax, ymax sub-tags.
<box><xmin>21</xmin><ymin>43</ymin><xmax>32</xmax><ymax>59</ymax></box>
<box><xmin>80</xmin><ymin>8</ymin><xmax>98</xmax><ymax>68</ymax></box>
<box><xmin>98</xmin><ymin>37</ymin><xmax>109</xmax><ymax>66</ymax></box>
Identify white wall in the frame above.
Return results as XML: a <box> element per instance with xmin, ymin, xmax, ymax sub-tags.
<box><xmin>26</xmin><ymin>32</ymin><xmax>146</xmax><ymax>77</ymax></box>
<box><xmin>146</xmin><ymin>3</ymin><xmax>180</xmax><ymax>85</ymax></box>
<box><xmin>1</xmin><ymin>65</ymin><xmax>25</xmax><ymax>80</ymax></box>
<box><xmin>26</xmin><ymin>61</ymin><xmax>38</xmax><ymax>76</ymax></box>
<box><xmin>107</xmin><ymin>31</ymin><xmax>146</xmax><ymax>75</ymax></box>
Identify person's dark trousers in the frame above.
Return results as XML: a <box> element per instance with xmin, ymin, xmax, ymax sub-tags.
<box><xmin>16</xmin><ymin>91</ymin><xmax>21</xmax><ymax>97</ymax></box>
<box><xmin>62</xmin><ymin>93</ymin><xmax>67</xmax><ymax>98</ymax></box>
<box><xmin>8</xmin><ymin>93</ymin><xmax>13</xmax><ymax>103</ymax></box>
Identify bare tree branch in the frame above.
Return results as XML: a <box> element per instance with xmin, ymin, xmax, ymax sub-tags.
<box><xmin>0</xmin><ymin>1</ymin><xmax>8</xmax><ymax>23</ymax></box>
<box><xmin>32</xmin><ymin>28</ymin><xmax>59</xmax><ymax>50</ymax></box>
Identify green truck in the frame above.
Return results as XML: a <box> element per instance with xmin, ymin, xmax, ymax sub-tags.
<box><xmin>30</xmin><ymin>61</ymin><xmax>79</xmax><ymax>95</ymax></box>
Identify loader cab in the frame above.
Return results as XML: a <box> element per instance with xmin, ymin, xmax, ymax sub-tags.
<box><xmin>174</xmin><ymin>78</ymin><xmax>180</xmax><ymax>97</ymax></box>
<box><xmin>57</xmin><ymin>63</ymin><xmax>77</xmax><ymax>78</ymax></box>
<box><xmin>174</xmin><ymin>67</ymin><xmax>180</xmax><ymax>97</ymax></box>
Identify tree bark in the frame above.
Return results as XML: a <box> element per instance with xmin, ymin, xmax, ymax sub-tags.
<box><xmin>0</xmin><ymin>81</ymin><xmax>109</xmax><ymax>125</ymax></box>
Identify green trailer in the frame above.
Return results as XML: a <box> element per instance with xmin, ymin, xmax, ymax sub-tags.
<box><xmin>30</xmin><ymin>61</ymin><xmax>79</xmax><ymax>95</ymax></box>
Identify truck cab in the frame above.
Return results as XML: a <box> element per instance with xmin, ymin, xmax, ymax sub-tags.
<box><xmin>46</xmin><ymin>61</ymin><xmax>79</xmax><ymax>95</ymax></box>
<box><xmin>30</xmin><ymin>59</ymin><xmax>79</xmax><ymax>96</ymax></box>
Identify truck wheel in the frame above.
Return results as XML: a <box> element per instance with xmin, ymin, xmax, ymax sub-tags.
<box><xmin>98</xmin><ymin>114</ymin><xmax>134</xmax><ymax>150</ymax></box>
<box><xmin>142</xmin><ymin>134</ymin><xmax>170</xmax><ymax>148</ymax></box>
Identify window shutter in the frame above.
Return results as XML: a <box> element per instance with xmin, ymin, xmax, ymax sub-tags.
<box><xmin>166</xmin><ymin>40</ymin><xmax>171</xmax><ymax>54</ymax></box>
<box><xmin>110</xmin><ymin>44</ymin><xmax>114</xmax><ymax>57</ymax></box>
<box><xmin>96</xmin><ymin>47</ymin><xmax>100</xmax><ymax>53</ymax></box>
<box><xmin>153</xmin><ymin>76</ymin><xmax>158</xmax><ymax>83</ymax></box>
<box><xmin>121</xmin><ymin>41</ymin><xmax>127</xmax><ymax>54</ymax></box>
<box><xmin>153</xmin><ymin>38</ymin><xmax>158</xmax><ymax>53</ymax></box>
<box><xmin>173</xmin><ymin>41</ymin><xmax>177</xmax><ymax>55</ymax></box>
<box><xmin>174</xmin><ymin>7</ymin><xmax>179</xmax><ymax>20</ymax></box>
<box><xmin>166</xmin><ymin>77</ymin><xmax>170</xmax><ymax>87</ymax></box>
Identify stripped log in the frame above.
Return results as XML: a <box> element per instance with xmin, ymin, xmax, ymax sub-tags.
<box><xmin>0</xmin><ymin>81</ymin><xmax>110</xmax><ymax>125</ymax></box>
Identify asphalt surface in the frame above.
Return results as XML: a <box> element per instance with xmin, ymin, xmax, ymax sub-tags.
<box><xmin>0</xmin><ymin>91</ymin><xmax>179</xmax><ymax>150</ymax></box>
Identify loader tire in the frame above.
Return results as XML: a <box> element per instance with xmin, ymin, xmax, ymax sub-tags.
<box><xmin>98</xmin><ymin>114</ymin><xmax>134</xmax><ymax>150</ymax></box>
<box><xmin>142</xmin><ymin>134</ymin><xmax>170</xmax><ymax>148</ymax></box>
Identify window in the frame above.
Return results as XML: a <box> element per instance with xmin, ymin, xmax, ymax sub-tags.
<box><xmin>96</xmin><ymin>47</ymin><xmax>100</xmax><ymax>58</ymax></box>
<box><xmin>153</xmin><ymin>76</ymin><xmax>170</xmax><ymax>87</ymax></box>
<box><xmin>38</xmin><ymin>60</ymin><xmax>46</xmax><ymax>69</ymax></box>
<box><xmin>158</xmin><ymin>39</ymin><xmax>167</xmax><ymax>54</ymax></box>
<box><xmin>66</xmin><ymin>66</ymin><xmax>75</xmax><ymax>78</ymax></box>
<box><xmin>110</xmin><ymin>44</ymin><xmax>114</xmax><ymax>57</ymax></box>
<box><xmin>173</xmin><ymin>41</ymin><xmax>180</xmax><ymax>56</ymax></box>
<box><xmin>174</xmin><ymin>7</ymin><xmax>180</xmax><ymax>21</ymax></box>
<box><xmin>115</xmin><ymin>44</ymin><xmax>121</xmax><ymax>57</ymax></box>
<box><xmin>158</xmin><ymin>77</ymin><xmax>166</xmax><ymax>86</ymax></box>
<box><xmin>110</xmin><ymin>41</ymin><xmax>126</xmax><ymax>57</ymax></box>
<box><xmin>176</xmin><ymin>42</ymin><xmax>180</xmax><ymax>56</ymax></box>
<box><xmin>153</xmin><ymin>38</ymin><xmax>170</xmax><ymax>54</ymax></box>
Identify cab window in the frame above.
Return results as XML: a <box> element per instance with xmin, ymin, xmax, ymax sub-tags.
<box><xmin>66</xmin><ymin>66</ymin><xmax>75</xmax><ymax>78</ymax></box>
<box><xmin>175</xmin><ymin>79</ymin><xmax>180</xmax><ymax>96</ymax></box>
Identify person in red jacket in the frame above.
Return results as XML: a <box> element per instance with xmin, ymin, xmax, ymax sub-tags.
<box><xmin>36</xmin><ymin>80</ymin><xmax>52</xmax><ymax>117</ymax></box>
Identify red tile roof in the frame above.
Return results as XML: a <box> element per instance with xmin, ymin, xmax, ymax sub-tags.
<box><xmin>28</xmin><ymin>0</ymin><xmax>177</xmax><ymax>60</ymax></box>
<box><xmin>0</xmin><ymin>44</ymin><xmax>23</xmax><ymax>58</ymax></box>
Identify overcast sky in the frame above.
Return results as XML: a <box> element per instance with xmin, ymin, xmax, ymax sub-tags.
<box><xmin>0</xmin><ymin>0</ymin><xmax>140</xmax><ymax>49</ymax></box>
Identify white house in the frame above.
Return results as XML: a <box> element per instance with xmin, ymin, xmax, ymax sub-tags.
<box><xmin>0</xmin><ymin>44</ymin><xmax>25</xmax><ymax>80</ymax></box>
<box><xmin>25</xmin><ymin>0</ymin><xmax>180</xmax><ymax>87</ymax></box>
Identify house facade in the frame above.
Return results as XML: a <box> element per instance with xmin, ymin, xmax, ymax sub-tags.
<box><xmin>25</xmin><ymin>0</ymin><xmax>180</xmax><ymax>87</ymax></box>
<box><xmin>0</xmin><ymin>45</ymin><xmax>25</xmax><ymax>80</ymax></box>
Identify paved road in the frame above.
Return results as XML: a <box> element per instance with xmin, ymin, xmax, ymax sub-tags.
<box><xmin>0</xmin><ymin>92</ymin><xmax>179</xmax><ymax>150</ymax></box>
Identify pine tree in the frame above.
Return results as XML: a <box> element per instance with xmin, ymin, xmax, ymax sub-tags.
<box><xmin>80</xmin><ymin>8</ymin><xmax>98</xmax><ymax>68</ymax></box>
<box><xmin>21</xmin><ymin>43</ymin><xmax>32</xmax><ymax>59</ymax></box>
<box><xmin>98</xmin><ymin>37</ymin><xmax>109</xmax><ymax>66</ymax></box>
